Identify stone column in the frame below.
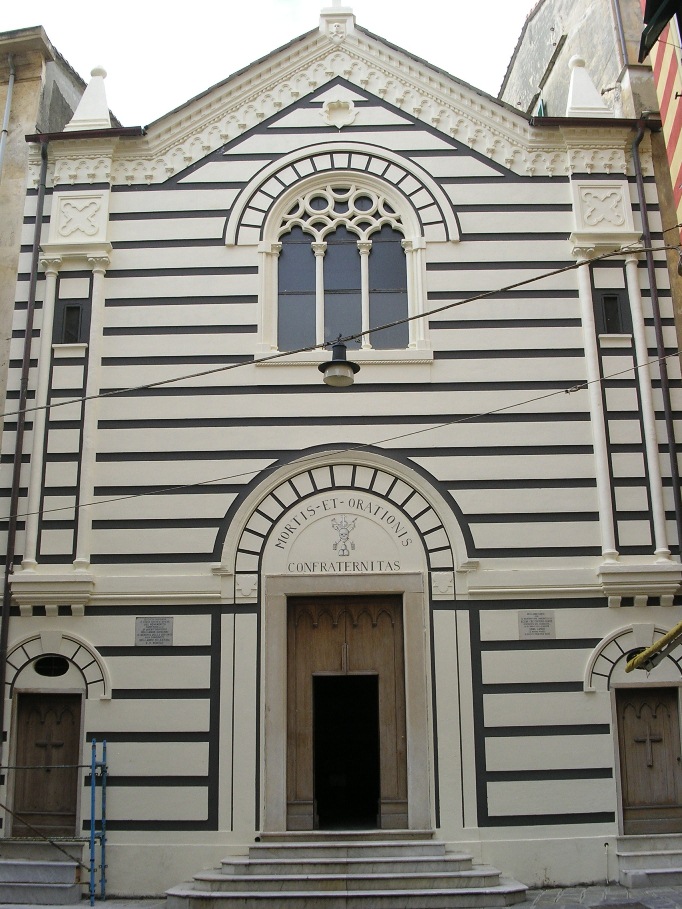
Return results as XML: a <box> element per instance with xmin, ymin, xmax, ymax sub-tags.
<box><xmin>358</xmin><ymin>240</ymin><xmax>372</xmax><ymax>349</ymax></box>
<box><xmin>22</xmin><ymin>255</ymin><xmax>62</xmax><ymax>569</ymax></box>
<box><xmin>624</xmin><ymin>251</ymin><xmax>671</xmax><ymax>559</ymax></box>
<box><xmin>74</xmin><ymin>255</ymin><xmax>109</xmax><ymax>569</ymax></box>
<box><xmin>574</xmin><ymin>249</ymin><xmax>619</xmax><ymax>561</ymax></box>
<box><xmin>256</xmin><ymin>242</ymin><xmax>281</xmax><ymax>353</ymax></box>
<box><xmin>312</xmin><ymin>242</ymin><xmax>327</xmax><ymax>346</ymax></box>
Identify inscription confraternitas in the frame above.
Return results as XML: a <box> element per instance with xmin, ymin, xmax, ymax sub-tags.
<box><xmin>518</xmin><ymin>610</ymin><xmax>556</xmax><ymax>640</ymax></box>
<box><xmin>135</xmin><ymin>616</ymin><xmax>174</xmax><ymax>646</ymax></box>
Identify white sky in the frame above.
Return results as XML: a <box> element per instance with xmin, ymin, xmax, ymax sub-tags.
<box><xmin>2</xmin><ymin>1</ymin><xmax>536</xmax><ymax>126</ymax></box>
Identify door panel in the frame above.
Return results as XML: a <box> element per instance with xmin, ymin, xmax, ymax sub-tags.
<box><xmin>12</xmin><ymin>693</ymin><xmax>81</xmax><ymax>837</ymax></box>
<box><xmin>287</xmin><ymin>595</ymin><xmax>407</xmax><ymax>830</ymax></box>
<box><xmin>617</xmin><ymin>688</ymin><xmax>682</xmax><ymax>834</ymax></box>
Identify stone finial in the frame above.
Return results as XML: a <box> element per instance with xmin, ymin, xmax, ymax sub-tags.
<box><xmin>320</xmin><ymin>1</ymin><xmax>355</xmax><ymax>43</ymax></box>
<box><xmin>64</xmin><ymin>65</ymin><xmax>112</xmax><ymax>132</ymax></box>
<box><xmin>566</xmin><ymin>55</ymin><xmax>612</xmax><ymax>118</ymax></box>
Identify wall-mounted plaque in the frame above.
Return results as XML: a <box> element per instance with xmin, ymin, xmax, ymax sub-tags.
<box><xmin>518</xmin><ymin>610</ymin><xmax>556</xmax><ymax>640</ymax></box>
<box><xmin>135</xmin><ymin>616</ymin><xmax>173</xmax><ymax>646</ymax></box>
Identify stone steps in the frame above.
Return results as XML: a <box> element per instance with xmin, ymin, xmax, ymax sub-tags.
<box><xmin>0</xmin><ymin>841</ymin><xmax>83</xmax><ymax>905</ymax></box>
<box><xmin>166</xmin><ymin>835</ymin><xmax>528</xmax><ymax>909</ymax></box>
<box><xmin>616</xmin><ymin>834</ymin><xmax>682</xmax><ymax>887</ymax></box>
<box><xmin>221</xmin><ymin>853</ymin><xmax>474</xmax><ymax>876</ymax></box>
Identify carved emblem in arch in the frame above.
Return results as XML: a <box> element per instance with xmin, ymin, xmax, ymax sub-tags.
<box><xmin>584</xmin><ymin>623</ymin><xmax>682</xmax><ymax>692</ymax></box>
<box><xmin>6</xmin><ymin>632</ymin><xmax>111</xmax><ymax>700</ymax></box>
<box><xmin>214</xmin><ymin>451</ymin><xmax>471</xmax><ymax>603</ymax></box>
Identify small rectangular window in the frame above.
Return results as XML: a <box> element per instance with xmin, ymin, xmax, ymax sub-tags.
<box><xmin>53</xmin><ymin>300</ymin><xmax>89</xmax><ymax>344</ymax></box>
<box><xmin>595</xmin><ymin>291</ymin><xmax>631</xmax><ymax>335</ymax></box>
<box><xmin>62</xmin><ymin>304</ymin><xmax>83</xmax><ymax>343</ymax></box>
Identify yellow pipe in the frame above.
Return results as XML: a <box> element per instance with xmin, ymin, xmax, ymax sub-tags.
<box><xmin>625</xmin><ymin>620</ymin><xmax>682</xmax><ymax>672</ymax></box>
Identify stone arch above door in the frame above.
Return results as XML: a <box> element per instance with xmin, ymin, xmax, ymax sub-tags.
<box><xmin>214</xmin><ymin>449</ymin><xmax>472</xmax><ymax>601</ymax></box>
<box><xmin>6</xmin><ymin>632</ymin><xmax>111</xmax><ymax>699</ymax></box>
<box><xmin>584</xmin><ymin>623</ymin><xmax>682</xmax><ymax>691</ymax></box>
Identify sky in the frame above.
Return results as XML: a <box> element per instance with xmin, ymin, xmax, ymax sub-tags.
<box><xmin>2</xmin><ymin>0</ymin><xmax>536</xmax><ymax>126</ymax></box>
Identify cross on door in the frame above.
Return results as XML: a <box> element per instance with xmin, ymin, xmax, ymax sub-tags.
<box><xmin>634</xmin><ymin>722</ymin><xmax>663</xmax><ymax>767</ymax></box>
<box><xmin>35</xmin><ymin>729</ymin><xmax>65</xmax><ymax>771</ymax></box>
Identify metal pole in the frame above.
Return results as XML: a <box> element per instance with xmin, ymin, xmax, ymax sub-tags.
<box><xmin>0</xmin><ymin>140</ymin><xmax>49</xmax><ymax>769</ymax></box>
<box><xmin>90</xmin><ymin>740</ymin><xmax>96</xmax><ymax>906</ymax></box>
<box><xmin>101</xmin><ymin>740</ymin><xmax>107</xmax><ymax>901</ymax></box>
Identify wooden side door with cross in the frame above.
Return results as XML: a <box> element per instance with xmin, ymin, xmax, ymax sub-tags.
<box><xmin>617</xmin><ymin>688</ymin><xmax>682</xmax><ymax>834</ymax></box>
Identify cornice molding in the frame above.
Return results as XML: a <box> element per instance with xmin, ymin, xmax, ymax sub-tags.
<box><xmin>28</xmin><ymin>30</ymin><xmax>651</xmax><ymax>187</ymax></box>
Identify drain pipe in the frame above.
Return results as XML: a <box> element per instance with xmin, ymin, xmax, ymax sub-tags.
<box><xmin>0</xmin><ymin>55</ymin><xmax>16</xmax><ymax>187</ymax></box>
<box><xmin>0</xmin><ymin>140</ymin><xmax>49</xmax><ymax>765</ymax></box>
<box><xmin>631</xmin><ymin>120</ymin><xmax>682</xmax><ymax>555</ymax></box>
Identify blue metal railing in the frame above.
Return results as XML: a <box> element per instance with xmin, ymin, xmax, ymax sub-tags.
<box><xmin>89</xmin><ymin>738</ymin><xmax>107</xmax><ymax>905</ymax></box>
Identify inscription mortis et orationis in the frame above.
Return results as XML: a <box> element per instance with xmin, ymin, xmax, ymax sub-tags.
<box><xmin>267</xmin><ymin>492</ymin><xmax>422</xmax><ymax>574</ymax></box>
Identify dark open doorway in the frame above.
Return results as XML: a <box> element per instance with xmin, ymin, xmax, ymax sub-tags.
<box><xmin>313</xmin><ymin>674</ymin><xmax>380</xmax><ymax>829</ymax></box>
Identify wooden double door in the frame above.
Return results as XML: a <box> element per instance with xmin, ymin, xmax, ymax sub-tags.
<box><xmin>11</xmin><ymin>692</ymin><xmax>81</xmax><ymax>837</ymax></box>
<box><xmin>617</xmin><ymin>687</ymin><xmax>682</xmax><ymax>834</ymax></box>
<box><xmin>287</xmin><ymin>595</ymin><xmax>407</xmax><ymax>830</ymax></box>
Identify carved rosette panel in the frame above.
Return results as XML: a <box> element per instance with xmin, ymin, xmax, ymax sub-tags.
<box><xmin>48</xmin><ymin>190</ymin><xmax>110</xmax><ymax>244</ymax></box>
<box><xmin>570</xmin><ymin>180</ymin><xmax>635</xmax><ymax>238</ymax></box>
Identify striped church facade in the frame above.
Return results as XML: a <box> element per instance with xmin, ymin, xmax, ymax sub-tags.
<box><xmin>1</xmin><ymin>8</ymin><xmax>681</xmax><ymax>895</ymax></box>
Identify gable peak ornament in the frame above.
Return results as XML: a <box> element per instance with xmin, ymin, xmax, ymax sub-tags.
<box><xmin>321</xmin><ymin>98</ymin><xmax>357</xmax><ymax>128</ymax></box>
<box><xmin>320</xmin><ymin>0</ymin><xmax>355</xmax><ymax>43</ymax></box>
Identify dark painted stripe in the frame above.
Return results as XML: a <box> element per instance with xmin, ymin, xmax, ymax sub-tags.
<box><xmin>486</xmin><ymin>768</ymin><xmax>612</xmax><ymax>781</ymax></box>
<box><xmin>427</xmin><ymin>259</ymin><xmax>571</xmax><ymax>269</ymax></box>
<box><xmin>482</xmin><ymin>682</ymin><xmax>584</xmax><ymax>693</ymax></box>
<box><xmin>485</xmin><ymin>724</ymin><xmax>610</xmax><ymax>737</ymax></box>
<box><xmin>461</xmin><ymin>232</ymin><xmax>570</xmax><ymax>241</ymax></box>
<box><xmin>91</xmin><ymin>518</ymin><xmax>221</xmax><ymax>529</ymax></box>
<box><xmin>86</xmin><ymin>775</ymin><xmax>208</xmax><ymax>787</ymax></box>
<box><xmin>481</xmin><ymin>639</ymin><xmax>600</xmax><ymax>651</ymax></box>
<box><xmin>432</xmin><ymin>319</ymin><xmax>582</xmax><ymax>329</ymax></box>
<box><xmin>105</xmin><ymin>295</ymin><xmax>257</xmax><ymax>307</ymax></box>
<box><xmin>467</xmin><ymin>512</ymin><xmax>598</xmax><ymax>523</ymax></box>
<box><xmin>108</xmin><ymin>210</ymin><xmax>232</xmax><ymax>221</ymax></box>
<box><xmin>428</xmin><ymin>290</ymin><xmax>579</xmax><ymax>300</ymax></box>
<box><xmin>434</xmin><ymin>348</ymin><xmax>584</xmax><ymax>359</ymax></box>
<box><xmin>96</xmin><ymin>413</ymin><xmax>590</xmax><ymax>429</ymax></box>
<box><xmin>103</xmin><ymin>325</ymin><xmax>257</xmax><ymax>336</ymax></box>
<box><xmin>88</xmin><ymin>553</ymin><xmax>213</xmax><ymax>563</ymax></box>
<box><xmin>102</xmin><ymin>356</ymin><xmax>253</xmax><ymax>366</ymax></box>
<box><xmin>445</xmin><ymin>478</ymin><xmax>597</xmax><ymax>489</ymax></box>
<box><xmin>478</xmin><ymin>546</ymin><xmax>602</xmax><ymax>556</ymax></box>
<box><xmin>85</xmin><ymin>731</ymin><xmax>208</xmax><ymax>742</ymax></box>
<box><xmin>208</xmin><ymin>612</ymin><xmax>221</xmax><ymax>829</ymax></box>
<box><xmin>97</xmin><ymin>646</ymin><xmax>210</xmax><ymax>656</ymax></box>
<box><xmin>92</xmin><ymin>484</ymin><xmax>242</xmax><ymax>496</ymax></box>
<box><xmin>112</xmin><ymin>238</ymin><xmax>224</xmax><ymax>249</ymax></box>
<box><xmin>481</xmin><ymin>812</ymin><xmax>615</xmax><ymax>827</ymax></box>
<box><xmin>94</xmin><ymin>445</ymin><xmax>594</xmax><ymax>461</ymax></box>
<box><xmin>97</xmin><ymin>380</ymin><xmax>586</xmax><ymax>396</ymax></box>
<box><xmin>105</xmin><ymin>266</ymin><xmax>257</xmax><ymax>277</ymax></box>
<box><xmin>83</xmin><ymin>820</ymin><xmax>213</xmax><ymax>831</ymax></box>
<box><xmin>111</xmin><ymin>689</ymin><xmax>210</xmax><ymax>699</ymax></box>
<box><xmin>84</xmin><ymin>603</ymin><xmax>256</xmax><ymax>616</ymax></box>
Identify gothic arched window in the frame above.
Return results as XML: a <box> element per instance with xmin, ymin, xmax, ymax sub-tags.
<box><xmin>276</xmin><ymin>185</ymin><xmax>409</xmax><ymax>351</ymax></box>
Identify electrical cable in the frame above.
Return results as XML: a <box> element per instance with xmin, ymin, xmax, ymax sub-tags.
<box><xmin>1</xmin><ymin>238</ymin><xmax>680</xmax><ymax>422</ymax></box>
<box><xmin>10</xmin><ymin>346</ymin><xmax>681</xmax><ymax>522</ymax></box>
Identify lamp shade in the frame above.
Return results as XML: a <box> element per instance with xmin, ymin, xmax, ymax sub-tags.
<box><xmin>318</xmin><ymin>340</ymin><xmax>360</xmax><ymax>387</ymax></box>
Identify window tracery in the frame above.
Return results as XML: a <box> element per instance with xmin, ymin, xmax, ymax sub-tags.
<box><xmin>276</xmin><ymin>184</ymin><xmax>410</xmax><ymax>352</ymax></box>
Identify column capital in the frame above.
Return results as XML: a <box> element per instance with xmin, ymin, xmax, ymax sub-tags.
<box><xmin>258</xmin><ymin>241</ymin><xmax>282</xmax><ymax>257</ymax></box>
<box><xmin>357</xmin><ymin>240</ymin><xmax>372</xmax><ymax>255</ymax></box>
<box><xmin>312</xmin><ymin>242</ymin><xmax>327</xmax><ymax>257</ymax></box>
<box><xmin>40</xmin><ymin>256</ymin><xmax>63</xmax><ymax>276</ymax></box>
<box><xmin>571</xmin><ymin>245</ymin><xmax>596</xmax><ymax>262</ymax></box>
<box><xmin>623</xmin><ymin>244</ymin><xmax>644</xmax><ymax>262</ymax></box>
<box><xmin>87</xmin><ymin>255</ymin><xmax>110</xmax><ymax>275</ymax></box>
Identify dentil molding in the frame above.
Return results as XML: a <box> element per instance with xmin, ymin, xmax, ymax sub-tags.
<box><xmin>29</xmin><ymin>30</ymin><xmax>655</xmax><ymax>186</ymax></box>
